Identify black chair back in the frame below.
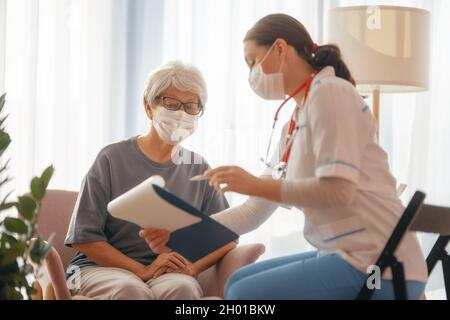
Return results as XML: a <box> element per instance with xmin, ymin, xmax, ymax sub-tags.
<box><xmin>412</xmin><ymin>204</ymin><xmax>450</xmax><ymax>299</ymax></box>
<box><xmin>357</xmin><ymin>191</ymin><xmax>426</xmax><ymax>300</ymax></box>
<box><xmin>411</xmin><ymin>204</ymin><xmax>450</xmax><ymax>236</ymax></box>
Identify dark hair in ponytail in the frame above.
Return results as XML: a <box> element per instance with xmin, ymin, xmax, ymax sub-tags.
<box><xmin>308</xmin><ymin>44</ymin><xmax>355</xmax><ymax>86</ymax></box>
<box><xmin>244</xmin><ymin>13</ymin><xmax>355</xmax><ymax>86</ymax></box>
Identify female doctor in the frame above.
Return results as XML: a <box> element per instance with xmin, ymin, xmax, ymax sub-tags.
<box><xmin>141</xmin><ymin>13</ymin><xmax>427</xmax><ymax>300</ymax></box>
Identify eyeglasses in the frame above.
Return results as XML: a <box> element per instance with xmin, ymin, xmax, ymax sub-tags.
<box><xmin>155</xmin><ymin>96</ymin><xmax>204</xmax><ymax>116</ymax></box>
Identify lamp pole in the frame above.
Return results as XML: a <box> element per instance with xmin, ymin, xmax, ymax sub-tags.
<box><xmin>373</xmin><ymin>87</ymin><xmax>380</xmax><ymax>142</ymax></box>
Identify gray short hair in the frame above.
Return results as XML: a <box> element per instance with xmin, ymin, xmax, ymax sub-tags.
<box><xmin>143</xmin><ymin>61</ymin><xmax>207</xmax><ymax>108</ymax></box>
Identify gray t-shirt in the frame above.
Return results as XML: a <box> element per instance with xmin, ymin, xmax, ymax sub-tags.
<box><xmin>64</xmin><ymin>136</ymin><xmax>229</xmax><ymax>276</ymax></box>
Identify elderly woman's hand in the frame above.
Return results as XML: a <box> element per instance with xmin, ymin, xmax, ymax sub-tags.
<box><xmin>139</xmin><ymin>227</ymin><xmax>171</xmax><ymax>254</ymax></box>
<box><xmin>140</xmin><ymin>251</ymin><xmax>191</xmax><ymax>280</ymax></box>
<box><xmin>204</xmin><ymin>166</ymin><xmax>262</xmax><ymax>196</ymax></box>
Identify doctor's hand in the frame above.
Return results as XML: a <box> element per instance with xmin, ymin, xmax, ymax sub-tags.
<box><xmin>204</xmin><ymin>166</ymin><xmax>261</xmax><ymax>196</ymax></box>
<box><xmin>139</xmin><ymin>227</ymin><xmax>171</xmax><ymax>254</ymax></box>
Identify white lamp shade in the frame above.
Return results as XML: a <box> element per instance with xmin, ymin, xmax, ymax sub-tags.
<box><xmin>327</xmin><ymin>6</ymin><xmax>430</xmax><ymax>93</ymax></box>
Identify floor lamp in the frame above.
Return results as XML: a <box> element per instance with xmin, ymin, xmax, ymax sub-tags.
<box><xmin>327</xmin><ymin>5</ymin><xmax>430</xmax><ymax>141</ymax></box>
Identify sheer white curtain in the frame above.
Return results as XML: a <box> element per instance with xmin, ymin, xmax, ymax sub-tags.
<box><xmin>0</xmin><ymin>0</ymin><xmax>144</xmax><ymax>199</ymax></box>
<box><xmin>2</xmin><ymin>0</ymin><xmax>121</xmax><ymax>196</ymax></box>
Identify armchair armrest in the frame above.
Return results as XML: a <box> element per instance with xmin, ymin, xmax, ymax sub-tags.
<box><xmin>197</xmin><ymin>243</ymin><xmax>265</xmax><ymax>298</ymax></box>
<box><xmin>30</xmin><ymin>239</ymin><xmax>93</xmax><ymax>300</ymax></box>
<box><xmin>30</xmin><ymin>239</ymin><xmax>72</xmax><ymax>300</ymax></box>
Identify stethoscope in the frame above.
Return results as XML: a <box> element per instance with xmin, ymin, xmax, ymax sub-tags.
<box><xmin>261</xmin><ymin>70</ymin><xmax>318</xmax><ymax>180</ymax></box>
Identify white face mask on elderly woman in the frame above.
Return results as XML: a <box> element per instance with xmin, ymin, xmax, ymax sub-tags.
<box><xmin>248</xmin><ymin>43</ymin><xmax>286</xmax><ymax>100</ymax></box>
<box><xmin>152</xmin><ymin>107</ymin><xmax>198</xmax><ymax>145</ymax></box>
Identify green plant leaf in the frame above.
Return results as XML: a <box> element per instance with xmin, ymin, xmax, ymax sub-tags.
<box><xmin>0</xmin><ymin>159</ymin><xmax>10</xmax><ymax>174</ymax></box>
<box><xmin>0</xmin><ymin>284</ymin><xmax>23</xmax><ymax>300</ymax></box>
<box><xmin>30</xmin><ymin>177</ymin><xmax>44</xmax><ymax>200</ymax></box>
<box><xmin>0</xmin><ymin>114</ymin><xmax>9</xmax><ymax>129</ymax></box>
<box><xmin>30</xmin><ymin>165</ymin><xmax>54</xmax><ymax>201</ymax></box>
<box><xmin>29</xmin><ymin>237</ymin><xmax>45</xmax><ymax>264</ymax></box>
<box><xmin>0</xmin><ymin>241</ymin><xmax>26</xmax><ymax>266</ymax></box>
<box><xmin>25</xmin><ymin>284</ymin><xmax>37</xmax><ymax>297</ymax></box>
<box><xmin>3</xmin><ymin>217</ymin><xmax>28</xmax><ymax>234</ymax></box>
<box><xmin>0</xmin><ymin>263</ymin><xmax>22</xmax><ymax>282</ymax></box>
<box><xmin>0</xmin><ymin>258</ymin><xmax>19</xmax><ymax>276</ymax></box>
<box><xmin>0</xmin><ymin>93</ymin><xmax>6</xmax><ymax>113</ymax></box>
<box><xmin>16</xmin><ymin>196</ymin><xmax>36</xmax><ymax>221</ymax></box>
<box><xmin>41</xmin><ymin>233</ymin><xmax>54</xmax><ymax>259</ymax></box>
<box><xmin>0</xmin><ymin>232</ymin><xmax>17</xmax><ymax>250</ymax></box>
<box><xmin>0</xmin><ymin>233</ymin><xmax>6</xmax><ymax>250</ymax></box>
<box><xmin>0</xmin><ymin>175</ymin><xmax>11</xmax><ymax>188</ymax></box>
<box><xmin>40</xmin><ymin>165</ymin><xmax>54</xmax><ymax>190</ymax></box>
<box><xmin>0</xmin><ymin>189</ymin><xmax>13</xmax><ymax>203</ymax></box>
<box><xmin>23</xmin><ymin>263</ymin><xmax>34</xmax><ymax>275</ymax></box>
<box><xmin>0</xmin><ymin>201</ymin><xmax>16</xmax><ymax>211</ymax></box>
<box><xmin>29</xmin><ymin>235</ymin><xmax>53</xmax><ymax>264</ymax></box>
<box><xmin>0</xmin><ymin>234</ymin><xmax>17</xmax><ymax>257</ymax></box>
<box><xmin>0</xmin><ymin>131</ymin><xmax>11</xmax><ymax>155</ymax></box>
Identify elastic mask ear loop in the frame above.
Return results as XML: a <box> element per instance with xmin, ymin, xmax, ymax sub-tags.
<box><xmin>276</xmin><ymin>44</ymin><xmax>285</xmax><ymax>73</ymax></box>
<box><xmin>259</xmin><ymin>43</ymin><xmax>285</xmax><ymax>77</ymax></box>
<box><xmin>258</xmin><ymin>42</ymin><xmax>276</xmax><ymax>70</ymax></box>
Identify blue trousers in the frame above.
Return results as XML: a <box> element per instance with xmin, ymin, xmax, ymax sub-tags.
<box><xmin>225</xmin><ymin>251</ymin><xmax>425</xmax><ymax>300</ymax></box>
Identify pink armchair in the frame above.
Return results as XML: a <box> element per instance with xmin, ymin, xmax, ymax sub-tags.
<box><xmin>32</xmin><ymin>190</ymin><xmax>265</xmax><ymax>300</ymax></box>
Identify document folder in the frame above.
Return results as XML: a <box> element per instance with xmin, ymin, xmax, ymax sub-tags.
<box><xmin>108</xmin><ymin>177</ymin><xmax>238</xmax><ymax>262</ymax></box>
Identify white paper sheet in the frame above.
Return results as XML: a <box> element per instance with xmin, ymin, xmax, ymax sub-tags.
<box><xmin>107</xmin><ymin>176</ymin><xmax>202</xmax><ymax>232</ymax></box>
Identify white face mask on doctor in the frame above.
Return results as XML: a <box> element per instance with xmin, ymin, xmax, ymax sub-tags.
<box><xmin>152</xmin><ymin>107</ymin><xmax>198</xmax><ymax>145</ymax></box>
<box><xmin>248</xmin><ymin>43</ymin><xmax>286</xmax><ymax>100</ymax></box>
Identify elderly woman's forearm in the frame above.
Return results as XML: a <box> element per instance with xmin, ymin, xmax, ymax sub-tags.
<box><xmin>72</xmin><ymin>241</ymin><xmax>145</xmax><ymax>276</ymax></box>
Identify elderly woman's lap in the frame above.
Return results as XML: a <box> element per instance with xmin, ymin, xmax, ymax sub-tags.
<box><xmin>69</xmin><ymin>266</ymin><xmax>203</xmax><ymax>300</ymax></box>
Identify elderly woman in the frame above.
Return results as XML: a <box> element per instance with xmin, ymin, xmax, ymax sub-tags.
<box><xmin>64</xmin><ymin>61</ymin><xmax>234</xmax><ymax>300</ymax></box>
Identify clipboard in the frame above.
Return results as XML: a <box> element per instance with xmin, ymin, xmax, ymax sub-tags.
<box><xmin>108</xmin><ymin>177</ymin><xmax>238</xmax><ymax>262</ymax></box>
